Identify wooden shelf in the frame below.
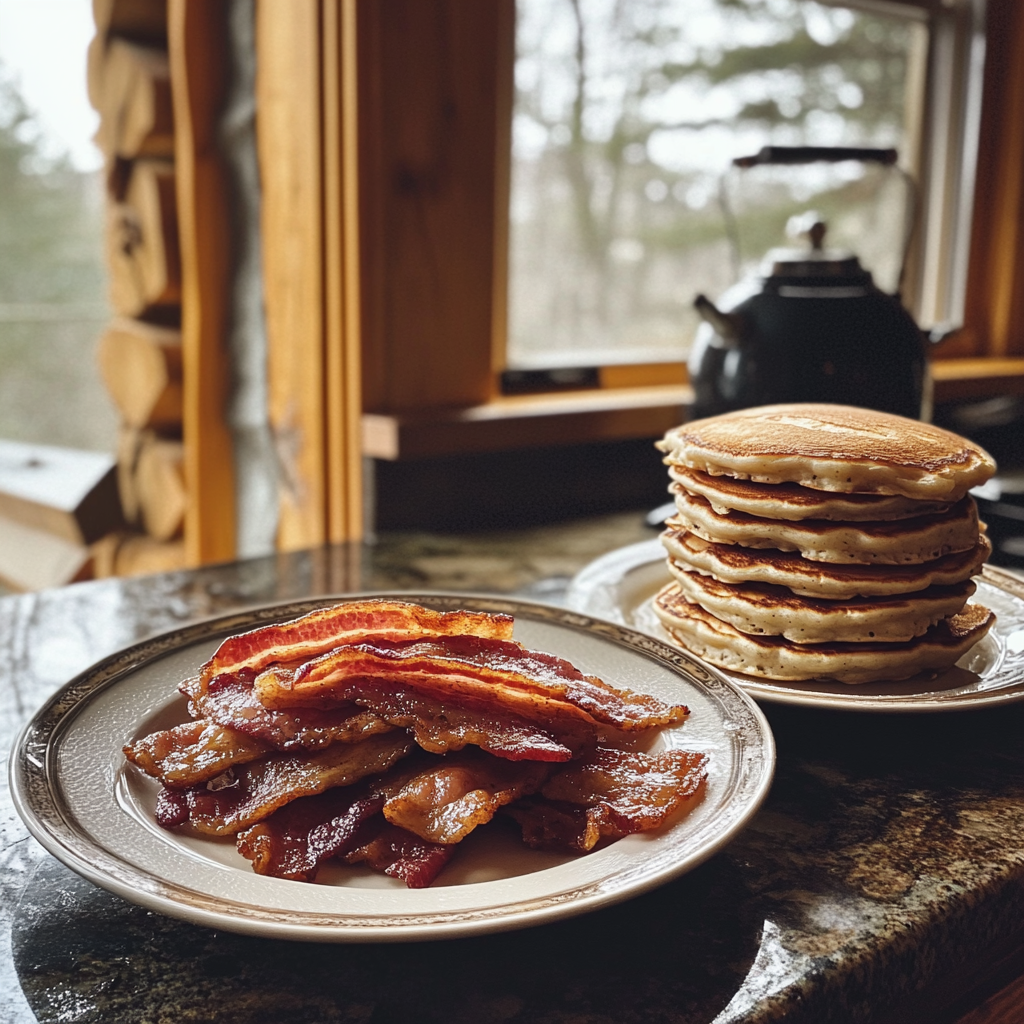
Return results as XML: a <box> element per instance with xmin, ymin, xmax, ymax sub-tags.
<box><xmin>932</xmin><ymin>358</ymin><xmax>1024</xmax><ymax>402</ymax></box>
<box><xmin>362</xmin><ymin>384</ymin><xmax>694</xmax><ymax>460</ymax></box>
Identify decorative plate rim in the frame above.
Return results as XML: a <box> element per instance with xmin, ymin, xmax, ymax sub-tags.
<box><xmin>565</xmin><ymin>541</ymin><xmax>1024</xmax><ymax>713</ymax></box>
<box><xmin>9</xmin><ymin>591</ymin><xmax>775</xmax><ymax>943</ymax></box>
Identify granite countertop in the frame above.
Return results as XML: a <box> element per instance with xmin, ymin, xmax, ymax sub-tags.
<box><xmin>2</xmin><ymin>512</ymin><xmax>1024</xmax><ymax>1024</ymax></box>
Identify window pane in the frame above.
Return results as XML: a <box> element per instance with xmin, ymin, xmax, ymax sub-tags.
<box><xmin>507</xmin><ymin>0</ymin><xmax>921</xmax><ymax>369</ymax></box>
<box><xmin>0</xmin><ymin>1</ymin><xmax>114</xmax><ymax>453</ymax></box>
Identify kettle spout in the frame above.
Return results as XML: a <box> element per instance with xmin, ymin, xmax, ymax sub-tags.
<box><xmin>694</xmin><ymin>294</ymin><xmax>741</xmax><ymax>347</ymax></box>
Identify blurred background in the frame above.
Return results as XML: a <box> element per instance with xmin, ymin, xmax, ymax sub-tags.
<box><xmin>0</xmin><ymin>0</ymin><xmax>114</xmax><ymax>451</ymax></box>
<box><xmin>1</xmin><ymin>0</ymin><xmax>1022</xmax><ymax>590</ymax></box>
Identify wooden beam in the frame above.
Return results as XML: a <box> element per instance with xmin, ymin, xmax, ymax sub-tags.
<box><xmin>256</xmin><ymin>0</ymin><xmax>328</xmax><ymax>552</ymax></box>
<box><xmin>358</xmin><ymin>0</ymin><xmax>507</xmax><ymax>413</ymax></box>
<box><xmin>105</xmin><ymin>160</ymin><xmax>180</xmax><ymax>316</ymax></box>
<box><xmin>323</xmin><ymin>0</ymin><xmax>364</xmax><ymax>542</ymax></box>
<box><xmin>489</xmin><ymin>0</ymin><xmax>515</xmax><ymax>380</ymax></box>
<box><xmin>961</xmin><ymin>0</ymin><xmax>1024</xmax><ymax>357</ymax></box>
<box><xmin>168</xmin><ymin>0</ymin><xmax>236</xmax><ymax>565</ymax></box>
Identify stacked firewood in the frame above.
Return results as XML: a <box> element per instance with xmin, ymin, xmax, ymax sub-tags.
<box><xmin>88</xmin><ymin>0</ymin><xmax>186</xmax><ymax>577</ymax></box>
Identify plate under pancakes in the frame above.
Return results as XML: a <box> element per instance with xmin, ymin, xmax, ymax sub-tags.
<box><xmin>653</xmin><ymin>584</ymin><xmax>995</xmax><ymax>685</ymax></box>
<box><xmin>669</xmin><ymin>494</ymin><xmax>980</xmax><ymax>564</ymax></box>
<box><xmin>658</xmin><ymin>404</ymin><xmax>996</xmax><ymax>500</ymax></box>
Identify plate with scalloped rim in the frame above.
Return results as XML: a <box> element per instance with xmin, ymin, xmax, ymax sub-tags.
<box><xmin>565</xmin><ymin>540</ymin><xmax>1024</xmax><ymax>712</ymax></box>
<box><xmin>10</xmin><ymin>592</ymin><xmax>774</xmax><ymax>943</ymax></box>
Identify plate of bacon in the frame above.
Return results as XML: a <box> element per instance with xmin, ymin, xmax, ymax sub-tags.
<box><xmin>10</xmin><ymin>594</ymin><xmax>774</xmax><ymax>941</ymax></box>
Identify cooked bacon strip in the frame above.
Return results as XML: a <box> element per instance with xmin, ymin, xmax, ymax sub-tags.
<box><xmin>182</xmin><ymin>676</ymin><xmax>392</xmax><ymax>752</ymax></box>
<box><xmin>236</xmin><ymin>787</ymin><xmax>386</xmax><ymax>882</ymax></box>
<box><xmin>343</xmin><ymin>819</ymin><xmax>456</xmax><ymax>888</ymax></box>
<box><xmin>124</xmin><ymin>720</ymin><xmax>270</xmax><ymax>787</ymax></box>
<box><xmin>255</xmin><ymin>635</ymin><xmax>688</xmax><ymax>732</ymax></box>
<box><xmin>156</xmin><ymin>732</ymin><xmax>413</xmax><ymax>836</ymax></box>
<box><xmin>197</xmin><ymin>600</ymin><xmax>514</xmax><ymax>695</ymax></box>
<box><xmin>233</xmin><ymin>754</ymin><xmax>438</xmax><ymax>881</ymax></box>
<box><xmin>260</xmin><ymin>671</ymin><xmax>601</xmax><ymax>756</ymax></box>
<box><xmin>284</xmin><ymin>677</ymin><xmax>594</xmax><ymax>762</ymax></box>
<box><xmin>505</xmin><ymin>747</ymin><xmax>708</xmax><ymax>852</ymax></box>
<box><xmin>382</xmin><ymin>749</ymin><xmax>554</xmax><ymax>844</ymax></box>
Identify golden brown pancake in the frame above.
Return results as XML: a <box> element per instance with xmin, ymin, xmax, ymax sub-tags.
<box><xmin>658</xmin><ymin>404</ymin><xmax>996</xmax><ymax>500</ymax></box>
<box><xmin>664</xmin><ymin>568</ymin><xmax>975</xmax><ymax>643</ymax></box>
<box><xmin>662</xmin><ymin>527</ymin><xmax>991</xmax><ymax>600</ymax></box>
<box><xmin>653</xmin><ymin>586</ymin><xmax>995</xmax><ymax>684</ymax></box>
<box><xmin>669</xmin><ymin>467</ymin><xmax>951</xmax><ymax>522</ymax></box>
<box><xmin>668</xmin><ymin>495</ymin><xmax>980</xmax><ymax>565</ymax></box>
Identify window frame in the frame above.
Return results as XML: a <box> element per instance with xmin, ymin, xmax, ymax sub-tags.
<box><xmin>350</xmin><ymin>0</ymin><xmax>1023</xmax><ymax>461</ymax></box>
<box><xmin>245</xmin><ymin>0</ymin><xmax>1024</xmax><ymax>552</ymax></box>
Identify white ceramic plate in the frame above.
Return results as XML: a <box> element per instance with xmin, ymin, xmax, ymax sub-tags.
<box><xmin>566</xmin><ymin>540</ymin><xmax>1024</xmax><ymax>712</ymax></box>
<box><xmin>10</xmin><ymin>593</ymin><xmax>774</xmax><ymax>943</ymax></box>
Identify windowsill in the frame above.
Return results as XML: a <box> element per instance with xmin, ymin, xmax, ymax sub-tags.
<box><xmin>932</xmin><ymin>357</ymin><xmax>1024</xmax><ymax>402</ymax></box>
<box><xmin>362</xmin><ymin>384</ymin><xmax>694</xmax><ymax>459</ymax></box>
<box><xmin>362</xmin><ymin>358</ymin><xmax>1024</xmax><ymax>460</ymax></box>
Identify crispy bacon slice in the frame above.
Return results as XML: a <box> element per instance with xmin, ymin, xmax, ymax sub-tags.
<box><xmin>182</xmin><ymin>676</ymin><xmax>392</xmax><ymax>752</ymax></box>
<box><xmin>155</xmin><ymin>732</ymin><xmax>413</xmax><ymax>836</ymax></box>
<box><xmin>197</xmin><ymin>600</ymin><xmax>515</xmax><ymax>695</ymax></box>
<box><xmin>505</xmin><ymin>747</ymin><xmax>708</xmax><ymax>852</ymax></box>
<box><xmin>382</xmin><ymin>749</ymin><xmax>554</xmax><ymax>844</ymax></box>
<box><xmin>343</xmin><ymin>819</ymin><xmax>456</xmax><ymax>888</ymax></box>
<box><xmin>255</xmin><ymin>635</ymin><xmax>688</xmax><ymax>732</ymax></box>
<box><xmin>236</xmin><ymin>787</ymin><xmax>386</xmax><ymax>882</ymax></box>
<box><xmin>124</xmin><ymin>720</ymin><xmax>270</xmax><ymax>788</ymax></box>
<box><xmin>282</xmin><ymin>677</ymin><xmax>594</xmax><ymax>762</ymax></box>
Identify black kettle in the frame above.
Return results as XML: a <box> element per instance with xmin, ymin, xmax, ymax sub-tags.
<box><xmin>688</xmin><ymin>146</ymin><xmax>929</xmax><ymax>421</ymax></box>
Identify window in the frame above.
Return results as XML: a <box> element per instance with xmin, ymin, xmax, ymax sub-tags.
<box><xmin>506</xmin><ymin>0</ymin><xmax>978</xmax><ymax>371</ymax></box>
<box><xmin>0</xmin><ymin>2</ymin><xmax>113</xmax><ymax>452</ymax></box>
<box><xmin>236</xmin><ymin>0</ymin><xmax>1020</xmax><ymax>554</ymax></box>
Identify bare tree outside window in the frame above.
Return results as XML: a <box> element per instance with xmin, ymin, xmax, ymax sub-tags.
<box><xmin>508</xmin><ymin>0</ymin><xmax>919</xmax><ymax>369</ymax></box>
<box><xmin>0</xmin><ymin>43</ymin><xmax>113</xmax><ymax>451</ymax></box>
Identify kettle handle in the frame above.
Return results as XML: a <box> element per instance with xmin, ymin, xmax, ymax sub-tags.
<box><xmin>732</xmin><ymin>146</ymin><xmax>898</xmax><ymax>167</ymax></box>
<box><xmin>721</xmin><ymin>146</ymin><xmax>917</xmax><ymax>296</ymax></box>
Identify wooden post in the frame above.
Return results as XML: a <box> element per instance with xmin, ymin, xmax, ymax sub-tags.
<box><xmin>962</xmin><ymin>0</ymin><xmax>1024</xmax><ymax>356</ymax></box>
<box><xmin>256</xmin><ymin>0</ymin><xmax>327</xmax><ymax>552</ymax></box>
<box><xmin>168</xmin><ymin>0</ymin><xmax>236</xmax><ymax>565</ymax></box>
<box><xmin>357</xmin><ymin>0</ymin><xmax>509</xmax><ymax>414</ymax></box>
<box><xmin>256</xmin><ymin>0</ymin><xmax>364</xmax><ymax>549</ymax></box>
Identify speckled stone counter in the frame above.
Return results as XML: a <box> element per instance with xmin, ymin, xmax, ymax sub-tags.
<box><xmin>3</xmin><ymin>514</ymin><xmax>1024</xmax><ymax>1024</ymax></box>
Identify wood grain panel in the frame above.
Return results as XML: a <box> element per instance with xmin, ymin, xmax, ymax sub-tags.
<box><xmin>358</xmin><ymin>0</ymin><xmax>510</xmax><ymax>413</ymax></box>
<box><xmin>168</xmin><ymin>0</ymin><xmax>236</xmax><ymax>565</ymax></box>
<box><xmin>256</xmin><ymin>0</ymin><xmax>328</xmax><ymax>551</ymax></box>
<box><xmin>323</xmin><ymin>0</ymin><xmax>364</xmax><ymax>542</ymax></box>
<box><xmin>961</xmin><ymin>0</ymin><xmax>1024</xmax><ymax>357</ymax></box>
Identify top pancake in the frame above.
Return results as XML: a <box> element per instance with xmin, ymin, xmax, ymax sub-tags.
<box><xmin>658</xmin><ymin>403</ymin><xmax>995</xmax><ymax>501</ymax></box>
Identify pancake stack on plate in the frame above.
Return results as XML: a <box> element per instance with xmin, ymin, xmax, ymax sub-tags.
<box><xmin>653</xmin><ymin>404</ymin><xmax>997</xmax><ymax>684</ymax></box>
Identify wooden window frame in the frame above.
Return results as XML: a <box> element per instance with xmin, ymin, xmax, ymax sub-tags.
<box><xmin>349</xmin><ymin>0</ymin><xmax>1024</xmax><ymax>466</ymax></box>
<box><xmin>244</xmin><ymin>0</ymin><xmax>1024</xmax><ymax>551</ymax></box>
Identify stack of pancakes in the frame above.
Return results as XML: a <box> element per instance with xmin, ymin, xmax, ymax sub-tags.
<box><xmin>653</xmin><ymin>404</ymin><xmax>997</xmax><ymax>684</ymax></box>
